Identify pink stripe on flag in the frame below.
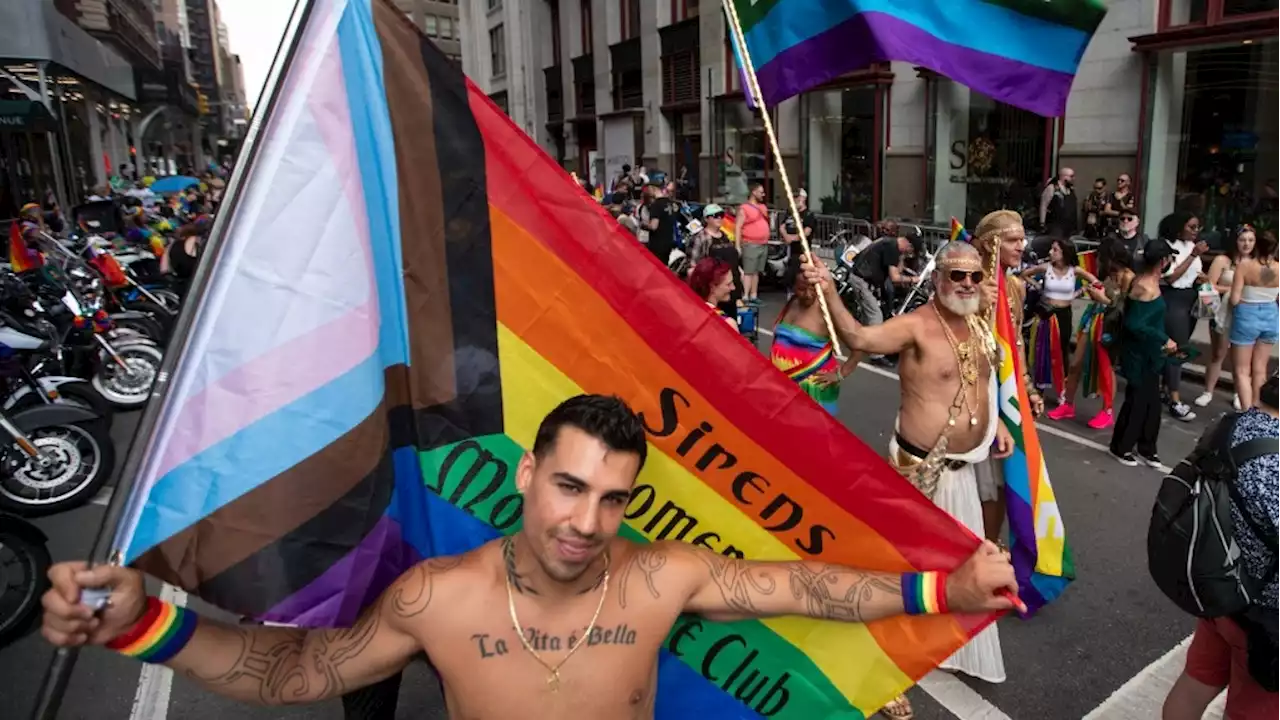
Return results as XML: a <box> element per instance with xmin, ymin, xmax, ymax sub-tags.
<box><xmin>154</xmin><ymin>39</ymin><xmax>383</xmax><ymax>477</ymax></box>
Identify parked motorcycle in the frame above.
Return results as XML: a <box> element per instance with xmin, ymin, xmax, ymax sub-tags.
<box><xmin>0</xmin><ymin>402</ymin><xmax>115</xmax><ymax>516</ymax></box>
<box><xmin>0</xmin><ymin>514</ymin><xmax>51</xmax><ymax>649</ymax></box>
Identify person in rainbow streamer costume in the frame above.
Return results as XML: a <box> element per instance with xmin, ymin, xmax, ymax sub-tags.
<box><xmin>1047</xmin><ymin>243</ymin><xmax>1135</xmax><ymax>429</ymax></box>
<box><xmin>1021</xmin><ymin>238</ymin><xmax>1101</xmax><ymax>405</ymax></box>
<box><xmin>8</xmin><ymin>203</ymin><xmax>47</xmax><ymax>273</ymax></box>
<box><xmin>770</xmin><ymin>271</ymin><xmax>850</xmax><ymax>414</ymax></box>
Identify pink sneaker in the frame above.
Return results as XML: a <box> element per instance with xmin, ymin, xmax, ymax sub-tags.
<box><xmin>1047</xmin><ymin>403</ymin><xmax>1075</xmax><ymax>421</ymax></box>
<box><xmin>1087</xmin><ymin>408</ymin><xmax>1114</xmax><ymax>429</ymax></box>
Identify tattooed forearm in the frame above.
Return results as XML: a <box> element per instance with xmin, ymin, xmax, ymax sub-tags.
<box><xmin>393</xmin><ymin>556</ymin><xmax>464</xmax><ymax>618</ymax></box>
<box><xmin>178</xmin><ymin>611</ymin><xmax>383</xmax><ymax>705</ymax></box>
<box><xmin>689</xmin><ymin>551</ymin><xmax>904</xmax><ymax>623</ymax></box>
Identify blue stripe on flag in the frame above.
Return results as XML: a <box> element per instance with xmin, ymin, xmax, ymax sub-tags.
<box><xmin>123</xmin><ymin>352</ymin><xmax>387</xmax><ymax>562</ymax></box>
<box><xmin>386</xmin><ymin>473</ymin><xmax>758</xmax><ymax>719</ymax></box>
<box><xmin>745</xmin><ymin>0</ymin><xmax>1089</xmax><ymax>75</ymax></box>
<box><xmin>337</xmin><ymin>0</ymin><xmax>411</xmax><ymax>367</ymax></box>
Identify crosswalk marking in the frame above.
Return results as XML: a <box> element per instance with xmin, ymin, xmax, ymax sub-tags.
<box><xmin>1082</xmin><ymin>635</ymin><xmax>1224</xmax><ymax>720</ymax></box>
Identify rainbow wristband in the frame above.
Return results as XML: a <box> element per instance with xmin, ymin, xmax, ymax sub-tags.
<box><xmin>106</xmin><ymin>596</ymin><xmax>197</xmax><ymax>664</ymax></box>
<box><xmin>901</xmin><ymin>572</ymin><xmax>950</xmax><ymax>615</ymax></box>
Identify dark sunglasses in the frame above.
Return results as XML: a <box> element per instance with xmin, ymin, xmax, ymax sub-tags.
<box><xmin>1121</xmin><ymin>215</ymin><xmax>1138</xmax><ymax>221</ymax></box>
<box><xmin>947</xmin><ymin>270</ymin><xmax>984</xmax><ymax>284</ymax></box>
<box><xmin>707</xmin><ymin>212</ymin><xmax>724</xmax><ymax>219</ymax></box>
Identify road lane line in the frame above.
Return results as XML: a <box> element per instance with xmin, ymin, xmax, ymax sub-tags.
<box><xmin>917</xmin><ymin>670</ymin><xmax>1013</xmax><ymax>720</ymax></box>
<box><xmin>838</xmin><ymin>362</ymin><xmax>1175</xmax><ymax>473</ymax></box>
<box><xmin>129</xmin><ymin>584</ymin><xmax>185</xmax><ymax>720</ymax></box>
<box><xmin>91</xmin><ymin>486</ymin><xmax>113</xmax><ymax>507</ymax></box>
<box><xmin>1082</xmin><ymin>635</ymin><xmax>1223</xmax><ymax>720</ymax></box>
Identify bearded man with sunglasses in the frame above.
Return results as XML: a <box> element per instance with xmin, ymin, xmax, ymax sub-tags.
<box><xmin>800</xmin><ymin>242</ymin><xmax>1014</xmax><ymax>704</ymax></box>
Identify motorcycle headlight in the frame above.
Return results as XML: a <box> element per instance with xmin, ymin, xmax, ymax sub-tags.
<box><xmin>833</xmin><ymin>267</ymin><xmax>848</xmax><ymax>284</ymax></box>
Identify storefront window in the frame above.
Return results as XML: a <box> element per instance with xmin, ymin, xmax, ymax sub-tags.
<box><xmin>1148</xmin><ymin>39</ymin><xmax>1278</xmax><ymax>243</ymax></box>
<box><xmin>1224</xmin><ymin>0</ymin><xmax>1278</xmax><ymax>16</ymax></box>
<box><xmin>712</xmin><ymin>97</ymin><xmax>767</xmax><ymax>204</ymax></box>
<box><xmin>800</xmin><ymin>87</ymin><xmax>875</xmax><ymax>218</ymax></box>
<box><xmin>1167</xmin><ymin>0</ymin><xmax>1208</xmax><ymax>25</ymax></box>
<box><xmin>928</xmin><ymin>82</ymin><xmax>1048</xmax><ymax>229</ymax></box>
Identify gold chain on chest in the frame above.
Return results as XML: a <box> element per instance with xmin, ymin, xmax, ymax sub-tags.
<box><xmin>504</xmin><ymin>537</ymin><xmax>611</xmax><ymax>693</ymax></box>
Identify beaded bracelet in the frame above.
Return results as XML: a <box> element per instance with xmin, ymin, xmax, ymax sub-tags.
<box><xmin>901</xmin><ymin>572</ymin><xmax>950</xmax><ymax>615</ymax></box>
<box><xmin>106</xmin><ymin>596</ymin><xmax>198</xmax><ymax>664</ymax></box>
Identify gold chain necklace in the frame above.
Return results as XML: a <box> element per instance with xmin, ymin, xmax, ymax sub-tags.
<box><xmin>504</xmin><ymin>540</ymin><xmax>610</xmax><ymax>693</ymax></box>
<box><xmin>932</xmin><ymin>300</ymin><xmax>983</xmax><ymax>427</ymax></box>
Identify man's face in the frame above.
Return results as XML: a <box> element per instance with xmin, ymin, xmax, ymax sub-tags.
<box><xmin>515</xmin><ymin>426</ymin><xmax>639</xmax><ymax>583</ymax></box>
<box><xmin>999</xmin><ymin>225</ymin><xmax>1026</xmax><ymax>269</ymax></box>
<box><xmin>934</xmin><ymin>260</ymin><xmax>984</xmax><ymax>317</ymax></box>
<box><xmin>896</xmin><ymin>236</ymin><xmax>914</xmax><ymax>259</ymax></box>
<box><xmin>1117</xmin><ymin>174</ymin><xmax>1130</xmax><ymax>191</ymax></box>
<box><xmin>795</xmin><ymin>194</ymin><xmax>807</xmax><ymax>211</ymax></box>
<box><xmin>750</xmin><ymin>185</ymin><xmax>765</xmax><ymax>202</ymax></box>
<box><xmin>1062</xmin><ymin>169</ymin><xmax>1075</xmax><ymax>186</ymax></box>
<box><xmin>1120</xmin><ymin>214</ymin><xmax>1139</xmax><ymax>233</ymax></box>
<box><xmin>1093</xmin><ymin>180</ymin><xmax>1106</xmax><ymax>195</ymax></box>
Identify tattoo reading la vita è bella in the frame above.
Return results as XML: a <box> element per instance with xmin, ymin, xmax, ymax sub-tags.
<box><xmin>473</xmin><ymin>624</ymin><xmax>639</xmax><ymax>658</ymax></box>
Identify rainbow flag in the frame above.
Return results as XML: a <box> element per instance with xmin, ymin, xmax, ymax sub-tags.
<box><xmin>722</xmin><ymin>209</ymin><xmax>738</xmax><ymax>243</ymax></box>
<box><xmin>8</xmin><ymin>222</ymin><xmax>41</xmax><ymax>273</ymax></box>
<box><xmin>990</xmin><ymin>236</ymin><xmax>1076</xmax><ymax>615</ymax></box>
<box><xmin>949</xmin><ymin>216</ymin><xmax>972</xmax><ymax>244</ymax></box>
<box><xmin>109</xmin><ymin>2</ymin><xmax>996</xmax><ymax>717</ymax></box>
<box><xmin>733</xmin><ymin>0</ymin><xmax>1106</xmax><ymax>117</ymax></box>
<box><xmin>1077</xmin><ymin>248</ymin><xmax>1098</xmax><ymax>277</ymax></box>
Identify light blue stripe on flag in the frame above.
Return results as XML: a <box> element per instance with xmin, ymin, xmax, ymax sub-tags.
<box><xmin>724</xmin><ymin>7</ymin><xmax>757</xmax><ymax>110</ymax></box>
<box><xmin>745</xmin><ymin>0</ymin><xmax>1089</xmax><ymax>75</ymax></box>
<box><xmin>122</xmin><ymin>351</ymin><xmax>387</xmax><ymax>562</ymax></box>
<box><xmin>338</xmin><ymin>0</ymin><xmax>411</xmax><ymax>367</ymax></box>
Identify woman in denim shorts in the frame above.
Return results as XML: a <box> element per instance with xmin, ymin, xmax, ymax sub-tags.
<box><xmin>1230</xmin><ymin>230</ymin><xmax>1280</xmax><ymax>409</ymax></box>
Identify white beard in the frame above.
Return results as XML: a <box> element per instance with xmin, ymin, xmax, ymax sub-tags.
<box><xmin>938</xmin><ymin>291</ymin><xmax>981</xmax><ymax>317</ymax></box>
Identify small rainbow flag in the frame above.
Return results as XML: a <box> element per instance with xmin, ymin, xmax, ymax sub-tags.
<box><xmin>721</xmin><ymin>209</ymin><xmax>738</xmax><ymax>243</ymax></box>
<box><xmin>949</xmin><ymin>216</ymin><xmax>971</xmax><ymax>244</ymax></box>
<box><xmin>8</xmin><ymin>222</ymin><xmax>42</xmax><ymax>273</ymax></box>
<box><xmin>1077</xmin><ymin>248</ymin><xmax>1098</xmax><ymax>277</ymax></box>
<box><xmin>110</xmin><ymin>4</ymin><xmax>998</xmax><ymax>717</ymax></box>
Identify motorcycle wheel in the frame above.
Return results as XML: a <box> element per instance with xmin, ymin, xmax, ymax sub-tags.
<box><xmin>91</xmin><ymin>343</ymin><xmax>162</xmax><ymax>409</ymax></box>
<box><xmin>6</xmin><ymin>381</ymin><xmax>113</xmax><ymax>426</ymax></box>
<box><xmin>0</xmin><ymin>525</ymin><xmax>51</xmax><ymax>648</ymax></box>
<box><xmin>111</xmin><ymin>312</ymin><xmax>167</xmax><ymax>345</ymax></box>
<box><xmin>0</xmin><ymin>419</ymin><xmax>115</xmax><ymax>516</ymax></box>
<box><xmin>148</xmin><ymin>289</ymin><xmax>182</xmax><ymax>312</ymax></box>
<box><xmin>124</xmin><ymin>300</ymin><xmax>175</xmax><ymax>339</ymax></box>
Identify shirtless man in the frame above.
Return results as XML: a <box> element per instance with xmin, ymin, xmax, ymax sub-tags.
<box><xmin>800</xmin><ymin>243</ymin><xmax>1015</xmax><ymax>715</ymax></box>
<box><xmin>43</xmin><ymin>395</ymin><xmax>1017</xmax><ymax>719</ymax></box>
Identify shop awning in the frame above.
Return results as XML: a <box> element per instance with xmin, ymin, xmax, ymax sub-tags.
<box><xmin>0</xmin><ymin>100</ymin><xmax>57</xmax><ymax>133</ymax></box>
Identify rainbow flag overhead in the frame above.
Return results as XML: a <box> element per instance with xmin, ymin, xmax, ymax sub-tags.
<box><xmin>972</xmin><ymin>218</ymin><xmax>1075</xmax><ymax>615</ymax></box>
<box><xmin>732</xmin><ymin>0</ymin><xmax>1107</xmax><ymax>117</ymax></box>
<box><xmin>110</xmin><ymin>2</ymin><xmax>997</xmax><ymax>717</ymax></box>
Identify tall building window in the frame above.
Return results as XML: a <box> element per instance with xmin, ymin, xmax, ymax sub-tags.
<box><xmin>621</xmin><ymin>0</ymin><xmax>641</xmax><ymax>40</ymax></box>
<box><xmin>580</xmin><ymin>0</ymin><xmax>593</xmax><ymax>51</ymax></box>
<box><xmin>550</xmin><ymin>0</ymin><xmax>562</xmax><ymax>62</ymax></box>
<box><xmin>440</xmin><ymin>17</ymin><xmax>452</xmax><ymax>39</ymax></box>
<box><xmin>488</xmin><ymin>0</ymin><xmax>503</xmax><ymax>10</ymax></box>
<box><xmin>425</xmin><ymin>15</ymin><xmax>438</xmax><ymax>36</ymax></box>
<box><xmin>490</xmin><ymin>25</ymin><xmax>507</xmax><ymax>77</ymax></box>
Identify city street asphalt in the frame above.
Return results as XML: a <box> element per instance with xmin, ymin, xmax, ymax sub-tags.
<box><xmin>0</xmin><ymin>291</ymin><xmax>1237</xmax><ymax>720</ymax></box>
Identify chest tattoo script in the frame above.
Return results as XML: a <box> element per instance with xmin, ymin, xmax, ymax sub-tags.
<box><xmin>472</xmin><ymin>624</ymin><xmax>640</xmax><ymax>659</ymax></box>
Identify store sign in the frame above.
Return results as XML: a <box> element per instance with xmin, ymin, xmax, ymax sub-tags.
<box><xmin>0</xmin><ymin>100</ymin><xmax>56</xmax><ymax>132</ymax></box>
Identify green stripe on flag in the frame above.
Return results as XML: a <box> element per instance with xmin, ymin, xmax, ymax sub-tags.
<box><xmin>733</xmin><ymin>0</ymin><xmax>787</xmax><ymax>34</ymax></box>
<box><xmin>419</xmin><ymin>434</ymin><xmax>864</xmax><ymax>720</ymax></box>
<box><xmin>978</xmin><ymin>0</ymin><xmax>1107</xmax><ymax>32</ymax></box>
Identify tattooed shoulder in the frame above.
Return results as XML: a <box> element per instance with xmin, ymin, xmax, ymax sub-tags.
<box><xmin>384</xmin><ymin>555</ymin><xmax>467</xmax><ymax>622</ymax></box>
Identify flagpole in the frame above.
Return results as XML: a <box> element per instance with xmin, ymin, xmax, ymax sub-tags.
<box><xmin>720</xmin><ymin>0</ymin><xmax>842</xmax><ymax>356</ymax></box>
<box><xmin>28</xmin><ymin>1</ymin><xmax>315</xmax><ymax>717</ymax></box>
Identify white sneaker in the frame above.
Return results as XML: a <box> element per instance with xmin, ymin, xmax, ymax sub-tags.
<box><xmin>1193</xmin><ymin>392</ymin><xmax>1213</xmax><ymax>407</ymax></box>
<box><xmin>1170</xmin><ymin>402</ymin><xmax>1197</xmax><ymax>422</ymax></box>
<box><xmin>1233</xmin><ymin>394</ymin><xmax>1242</xmax><ymax>411</ymax></box>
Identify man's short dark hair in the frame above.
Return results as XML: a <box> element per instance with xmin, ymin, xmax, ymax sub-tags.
<box><xmin>1095</xmin><ymin>177</ymin><xmax>1107</xmax><ymax>184</ymax></box>
<box><xmin>532</xmin><ymin>394</ymin><xmax>648</xmax><ymax>471</ymax></box>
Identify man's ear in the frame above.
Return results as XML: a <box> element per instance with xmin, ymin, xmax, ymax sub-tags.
<box><xmin>516</xmin><ymin>452</ymin><xmax>535</xmax><ymax>495</ymax></box>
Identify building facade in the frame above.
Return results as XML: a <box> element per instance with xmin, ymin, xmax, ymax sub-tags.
<box><xmin>395</xmin><ymin>0</ymin><xmax>463</xmax><ymax>63</ymax></box>
<box><xmin>458</xmin><ymin>0</ymin><xmax>1277</xmax><ymax>238</ymax></box>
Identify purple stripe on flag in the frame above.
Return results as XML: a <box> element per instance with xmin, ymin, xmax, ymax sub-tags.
<box><xmin>259</xmin><ymin>514</ymin><xmax>421</xmax><ymax>627</ymax></box>
<box><xmin>1005</xmin><ymin>487</ymin><xmax>1049</xmax><ymax>615</ymax></box>
<box><xmin>754</xmin><ymin>10</ymin><xmax>1074</xmax><ymax>117</ymax></box>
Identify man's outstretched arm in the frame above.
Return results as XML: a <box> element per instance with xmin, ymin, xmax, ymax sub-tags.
<box><xmin>671</xmin><ymin>541</ymin><xmax>1017</xmax><ymax>624</ymax></box>
<box><xmin>42</xmin><ymin>559</ymin><xmax>457</xmax><ymax>706</ymax></box>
